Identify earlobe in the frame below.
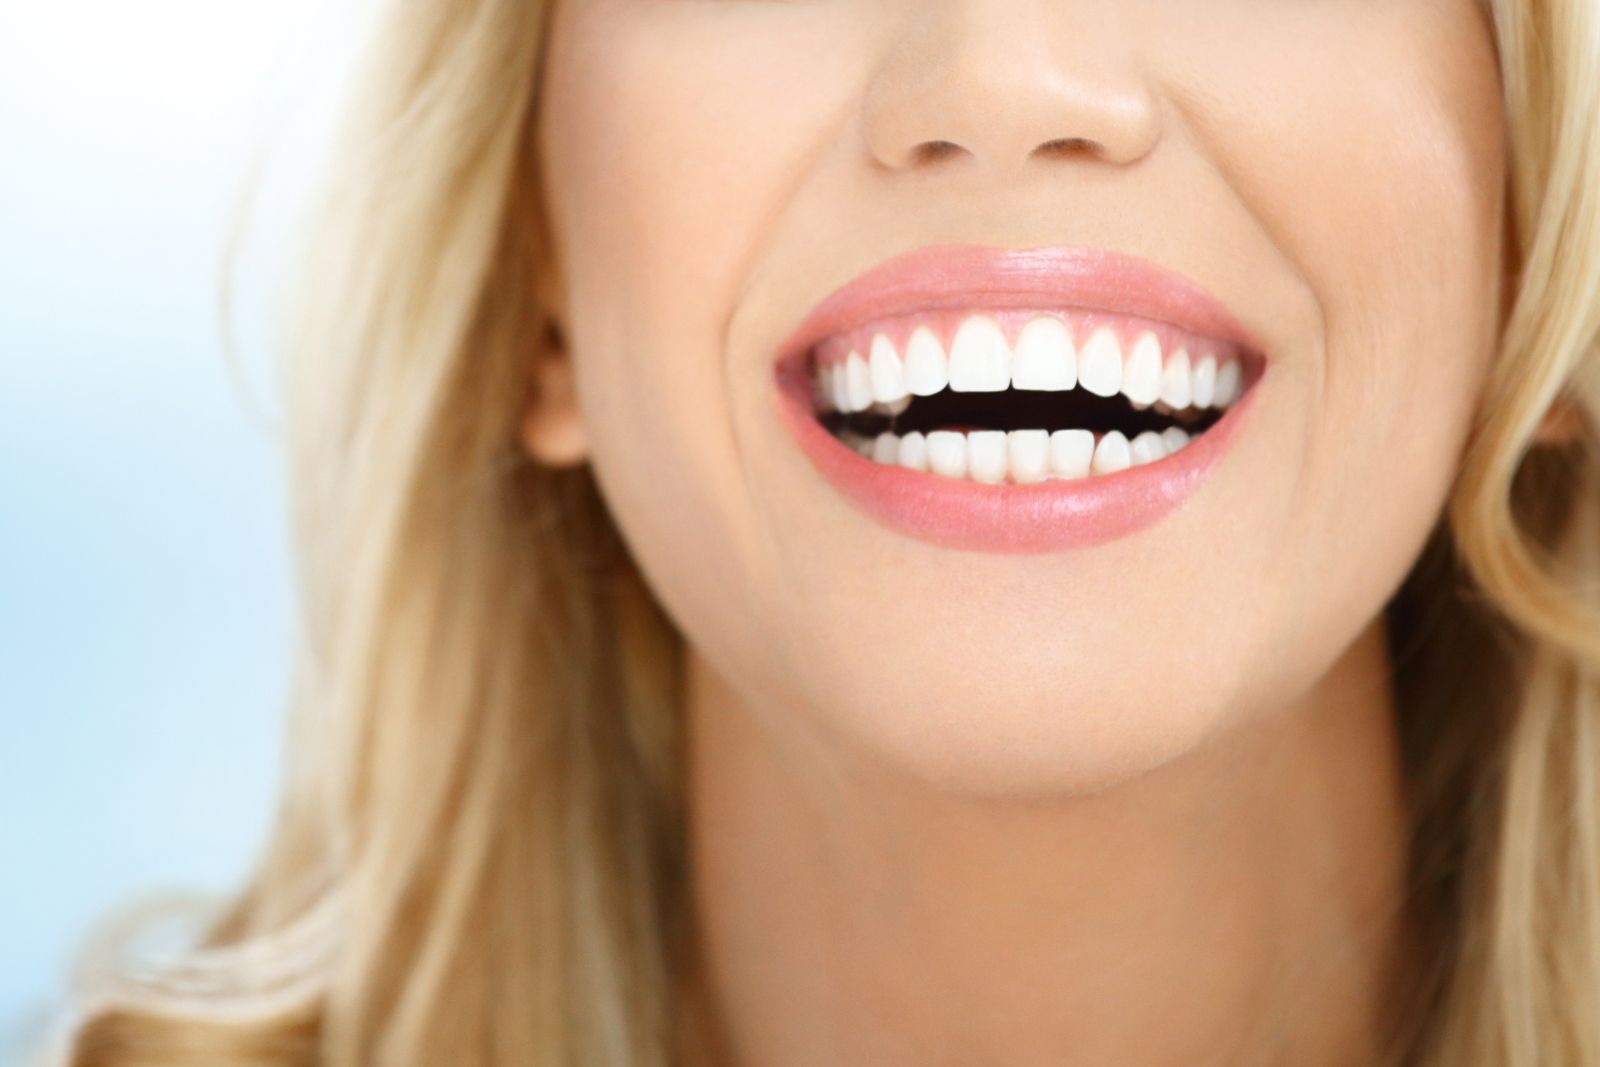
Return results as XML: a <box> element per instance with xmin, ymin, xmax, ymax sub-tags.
<box><xmin>519</xmin><ymin>317</ymin><xmax>590</xmax><ymax>468</ymax></box>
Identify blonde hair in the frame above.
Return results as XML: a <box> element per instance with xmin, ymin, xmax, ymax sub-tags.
<box><xmin>54</xmin><ymin>0</ymin><xmax>1600</xmax><ymax>1064</ymax></box>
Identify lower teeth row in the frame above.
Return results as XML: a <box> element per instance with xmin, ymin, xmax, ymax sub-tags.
<box><xmin>839</xmin><ymin>426</ymin><xmax>1192</xmax><ymax>484</ymax></box>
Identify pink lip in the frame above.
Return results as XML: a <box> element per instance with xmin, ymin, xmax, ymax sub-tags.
<box><xmin>772</xmin><ymin>244</ymin><xmax>1268</xmax><ymax>554</ymax></box>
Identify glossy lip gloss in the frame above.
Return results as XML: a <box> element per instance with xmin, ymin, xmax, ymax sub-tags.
<box><xmin>772</xmin><ymin>244</ymin><xmax>1269</xmax><ymax>554</ymax></box>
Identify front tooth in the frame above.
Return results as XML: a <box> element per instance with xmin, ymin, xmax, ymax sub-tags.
<box><xmin>869</xmin><ymin>333</ymin><xmax>907</xmax><ymax>403</ymax></box>
<box><xmin>1122</xmin><ymin>332</ymin><xmax>1163</xmax><ymax>405</ymax></box>
<box><xmin>1091</xmin><ymin>430</ymin><xmax>1132</xmax><ymax>474</ymax></box>
<box><xmin>1077</xmin><ymin>327</ymin><xmax>1123</xmax><ymax>397</ymax></box>
<box><xmin>966</xmin><ymin>430</ymin><xmax>1007</xmax><ymax>484</ymax></box>
<box><xmin>828</xmin><ymin>362</ymin><xmax>851</xmax><ymax>412</ymax></box>
<box><xmin>1007</xmin><ymin>430</ymin><xmax>1050</xmax><ymax>484</ymax></box>
<box><xmin>1159</xmin><ymin>347</ymin><xmax>1192</xmax><ymax>410</ymax></box>
<box><xmin>1213</xmin><ymin>359</ymin><xmax>1241</xmax><ymax>407</ymax></box>
<box><xmin>1191</xmin><ymin>354</ymin><xmax>1217</xmax><ymax>408</ymax></box>
<box><xmin>903</xmin><ymin>326</ymin><xmax>949</xmax><ymax>396</ymax></box>
<box><xmin>1010</xmin><ymin>317</ymin><xmax>1076</xmax><ymax>391</ymax></box>
<box><xmin>1049</xmin><ymin>428</ymin><xmax>1094</xmax><ymax>479</ymax></box>
<box><xmin>1129</xmin><ymin>430</ymin><xmax>1167</xmax><ymax>466</ymax></box>
<box><xmin>926</xmin><ymin>430</ymin><xmax>968</xmax><ymax>478</ymax></box>
<box><xmin>947</xmin><ymin>316</ymin><xmax>1010</xmax><ymax>392</ymax></box>
<box><xmin>872</xmin><ymin>395</ymin><xmax>911</xmax><ymax>417</ymax></box>
<box><xmin>1161</xmin><ymin>426</ymin><xmax>1190</xmax><ymax>453</ymax></box>
<box><xmin>844</xmin><ymin>351</ymin><xmax>873</xmax><ymax>412</ymax></box>
<box><xmin>871</xmin><ymin>432</ymin><xmax>899</xmax><ymax>464</ymax></box>
<box><xmin>897</xmin><ymin>431</ymin><xmax>928</xmax><ymax>471</ymax></box>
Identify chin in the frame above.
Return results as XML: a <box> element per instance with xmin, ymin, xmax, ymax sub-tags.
<box><xmin>766</xmin><ymin>621</ymin><xmax>1256</xmax><ymax>799</ymax></box>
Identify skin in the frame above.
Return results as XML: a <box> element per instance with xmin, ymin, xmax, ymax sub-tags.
<box><xmin>523</xmin><ymin>1</ymin><xmax>1514</xmax><ymax>1063</ymax></box>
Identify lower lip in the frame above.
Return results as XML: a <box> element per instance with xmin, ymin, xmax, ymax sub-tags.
<box><xmin>775</xmin><ymin>361</ymin><xmax>1260</xmax><ymax>554</ymax></box>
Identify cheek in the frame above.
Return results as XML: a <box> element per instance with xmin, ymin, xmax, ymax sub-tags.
<box><xmin>1166</xmin><ymin>2</ymin><xmax>1505</xmax><ymax>648</ymax></box>
<box><xmin>535</xmin><ymin>3</ymin><xmax>871</xmax><ymax>662</ymax></box>
<box><xmin>538</xmin><ymin>0</ymin><xmax>867</xmax><ymax>380</ymax></box>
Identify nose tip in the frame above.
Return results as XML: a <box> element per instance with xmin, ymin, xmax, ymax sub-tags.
<box><xmin>862</xmin><ymin>10</ymin><xmax>1162</xmax><ymax>175</ymax></box>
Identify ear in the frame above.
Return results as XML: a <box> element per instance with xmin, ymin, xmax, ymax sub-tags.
<box><xmin>1529</xmin><ymin>392</ymin><xmax>1587</xmax><ymax>449</ymax></box>
<box><xmin>518</xmin><ymin>312</ymin><xmax>590</xmax><ymax>467</ymax></box>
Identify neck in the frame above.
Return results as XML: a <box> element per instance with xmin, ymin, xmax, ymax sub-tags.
<box><xmin>675</xmin><ymin>620</ymin><xmax>1424</xmax><ymax>1067</ymax></box>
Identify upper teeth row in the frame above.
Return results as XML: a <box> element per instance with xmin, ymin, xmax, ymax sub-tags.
<box><xmin>813</xmin><ymin>313</ymin><xmax>1243</xmax><ymax>414</ymax></box>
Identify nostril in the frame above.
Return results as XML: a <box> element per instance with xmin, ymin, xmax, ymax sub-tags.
<box><xmin>912</xmin><ymin>139</ymin><xmax>968</xmax><ymax>165</ymax></box>
<box><xmin>1034</xmin><ymin>136</ymin><xmax>1099</xmax><ymax>159</ymax></box>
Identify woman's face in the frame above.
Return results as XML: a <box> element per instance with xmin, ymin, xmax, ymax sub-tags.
<box><xmin>531</xmin><ymin>0</ymin><xmax>1506</xmax><ymax>793</ymax></box>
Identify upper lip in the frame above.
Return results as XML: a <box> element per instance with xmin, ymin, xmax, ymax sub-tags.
<box><xmin>774</xmin><ymin>243</ymin><xmax>1267</xmax><ymax>371</ymax></box>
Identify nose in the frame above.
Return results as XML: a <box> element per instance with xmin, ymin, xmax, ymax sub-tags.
<box><xmin>862</xmin><ymin>2</ymin><xmax>1162</xmax><ymax>173</ymax></box>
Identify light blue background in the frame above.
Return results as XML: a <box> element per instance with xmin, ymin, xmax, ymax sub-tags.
<box><xmin>0</xmin><ymin>3</ymin><xmax>360</xmax><ymax>1061</ymax></box>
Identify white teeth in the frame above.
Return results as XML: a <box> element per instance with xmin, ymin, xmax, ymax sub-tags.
<box><xmin>821</xmin><ymin>323</ymin><xmax>1242</xmax><ymax>418</ymax></box>
<box><xmin>947</xmin><ymin>315</ymin><xmax>1011</xmax><ymax>392</ymax></box>
<box><xmin>844</xmin><ymin>351</ymin><xmax>873</xmax><ymax>412</ymax></box>
<box><xmin>1007</xmin><ymin>429</ymin><xmax>1050</xmax><ymax>484</ymax></box>
<box><xmin>926</xmin><ymin>430</ymin><xmax>968</xmax><ymax>478</ymax></box>
<box><xmin>821</xmin><ymin>313</ymin><xmax>1248</xmax><ymax>484</ymax></box>
<box><xmin>1049</xmin><ymin>428</ymin><xmax>1094</xmax><ymax>479</ymax></box>
<box><xmin>1077</xmin><ymin>327</ymin><xmax>1123</xmax><ymax>397</ymax></box>
<box><xmin>844</xmin><ymin>423</ymin><xmax>1197</xmax><ymax>481</ymax></box>
<box><xmin>1213</xmin><ymin>359</ymin><xmax>1241</xmax><ymax>408</ymax></box>
<box><xmin>903</xmin><ymin>326</ymin><xmax>949</xmax><ymax>396</ymax></box>
<box><xmin>1010</xmin><ymin>317</ymin><xmax>1076</xmax><ymax>391</ymax></box>
<box><xmin>897</xmin><ymin>431</ymin><xmax>927</xmax><ymax>471</ymax></box>
<box><xmin>966</xmin><ymin>430</ymin><xmax>1008</xmax><ymax>484</ymax></box>
<box><xmin>1091</xmin><ymin>430</ymin><xmax>1132</xmax><ymax>474</ymax></box>
<box><xmin>869</xmin><ymin>333</ymin><xmax>907</xmax><ymax>404</ymax></box>
<box><xmin>1121</xmin><ymin>331</ymin><xmax>1163</xmax><ymax>406</ymax></box>
<box><xmin>827</xmin><ymin>362</ymin><xmax>850</xmax><ymax>412</ymax></box>
<box><xmin>1129</xmin><ymin>430</ymin><xmax>1167</xmax><ymax>466</ymax></box>
<box><xmin>1191</xmin><ymin>354</ymin><xmax>1217</xmax><ymax>409</ymax></box>
<box><xmin>1158</xmin><ymin>347</ymin><xmax>1192</xmax><ymax>410</ymax></box>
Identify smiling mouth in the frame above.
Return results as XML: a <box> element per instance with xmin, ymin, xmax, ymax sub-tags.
<box><xmin>806</xmin><ymin>307</ymin><xmax>1250</xmax><ymax>484</ymax></box>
